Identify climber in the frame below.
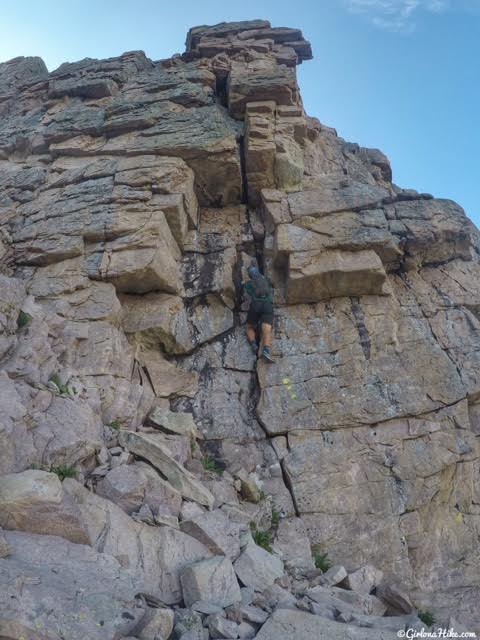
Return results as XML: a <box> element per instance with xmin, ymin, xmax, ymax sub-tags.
<box><xmin>243</xmin><ymin>264</ymin><xmax>275</xmax><ymax>363</ymax></box>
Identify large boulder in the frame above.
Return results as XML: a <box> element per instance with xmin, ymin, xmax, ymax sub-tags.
<box><xmin>286</xmin><ymin>249</ymin><xmax>388</xmax><ymax>303</ymax></box>
<box><xmin>233</xmin><ymin>543</ymin><xmax>284</xmax><ymax>591</ymax></box>
<box><xmin>255</xmin><ymin>608</ymin><xmax>400</xmax><ymax>640</ymax></box>
<box><xmin>119</xmin><ymin>430</ymin><xmax>214</xmax><ymax>508</ymax></box>
<box><xmin>0</xmin><ymin>470</ymin><xmax>89</xmax><ymax>544</ymax></box>
<box><xmin>180</xmin><ymin>509</ymin><xmax>242</xmax><ymax>560</ymax></box>
<box><xmin>0</xmin><ymin>530</ymin><xmax>145</xmax><ymax>640</ymax></box>
<box><xmin>180</xmin><ymin>556</ymin><xmax>241</xmax><ymax>608</ymax></box>
<box><xmin>63</xmin><ymin>479</ymin><xmax>211</xmax><ymax>603</ymax></box>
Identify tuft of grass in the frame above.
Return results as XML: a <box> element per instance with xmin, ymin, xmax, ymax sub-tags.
<box><xmin>17</xmin><ymin>310</ymin><xmax>31</xmax><ymax>329</ymax></box>
<box><xmin>201</xmin><ymin>454</ymin><xmax>223</xmax><ymax>476</ymax></box>
<box><xmin>418</xmin><ymin>611</ymin><xmax>435</xmax><ymax>627</ymax></box>
<box><xmin>107</xmin><ymin>420</ymin><xmax>121</xmax><ymax>430</ymax></box>
<box><xmin>314</xmin><ymin>551</ymin><xmax>332</xmax><ymax>572</ymax></box>
<box><xmin>51</xmin><ymin>464</ymin><xmax>76</xmax><ymax>481</ymax></box>
<box><xmin>190</xmin><ymin>437</ymin><xmax>197</xmax><ymax>454</ymax></box>
<box><xmin>271</xmin><ymin>506</ymin><xmax>281</xmax><ymax>527</ymax></box>
<box><xmin>250</xmin><ymin>522</ymin><xmax>272</xmax><ymax>553</ymax></box>
<box><xmin>49</xmin><ymin>374</ymin><xmax>74</xmax><ymax>396</ymax></box>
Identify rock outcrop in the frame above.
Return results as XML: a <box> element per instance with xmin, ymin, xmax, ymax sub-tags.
<box><xmin>0</xmin><ymin>18</ymin><xmax>479</xmax><ymax>639</ymax></box>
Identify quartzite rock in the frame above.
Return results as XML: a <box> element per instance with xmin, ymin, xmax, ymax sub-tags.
<box><xmin>255</xmin><ymin>608</ymin><xmax>400</xmax><ymax>640</ymax></box>
<box><xmin>234</xmin><ymin>543</ymin><xmax>284</xmax><ymax>591</ymax></box>
<box><xmin>1</xmin><ymin>16</ymin><xmax>480</xmax><ymax>636</ymax></box>
<box><xmin>180</xmin><ymin>556</ymin><xmax>242</xmax><ymax>608</ymax></box>
<box><xmin>0</xmin><ymin>530</ymin><xmax>145</xmax><ymax>640</ymax></box>
<box><xmin>119</xmin><ymin>430</ymin><xmax>214</xmax><ymax>508</ymax></box>
<box><xmin>0</xmin><ymin>469</ymin><xmax>90</xmax><ymax>544</ymax></box>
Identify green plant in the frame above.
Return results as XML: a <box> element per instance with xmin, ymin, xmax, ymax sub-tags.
<box><xmin>314</xmin><ymin>551</ymin><xmax>332</xmax><ymax>572</ymax></box>
<box><xmin>17</xmin><ymin>310</ymin><xmax>31</xmax><ymax>329</ymax></box>
<box><xmin>271</xmin><ymin>506</ymin><xmax>281</xmax><ymax>527</ymax></box>
<box><xmin>201</xmin><ymin>454</ymin><xmax>223</xmax><ymax>476</ymax></box>
<box><xmin>49</xmin><ymin>374</ymin><xmax>73</xmax><ymax>396</ymax></box>
<box><xmin>190</xmin><ymin>437</ymin><xmax>197</xmax><ymax>454</ymax></box>
<box><xmin>418</xmin><ymin>611</ymin><xmax>435</xmax><ymax>627</ymax></box>
<box><xmin>108</xmin><ymin>420</ymin><xmax>121</xmax><ymax>430</ymax></box>
<box><xmin>250</xmin><ymin>522</ymin><xmax>272</xmax><ymax>552</ymax></box>
<box><xmin>51</xmin><ymin>464</ymin><xmax>76</xmax><ymax>481</ymax></box>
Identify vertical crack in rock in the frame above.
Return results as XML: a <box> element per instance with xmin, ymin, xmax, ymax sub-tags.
<box><xmin>350</xmin><ymin>296</ymin><xmax>371</xmax><ymax>360</ymax></box>
<box><xmin>1</xmin><ymin>19</ymin><xmax>480</xmax><ymax>634</ymax></box>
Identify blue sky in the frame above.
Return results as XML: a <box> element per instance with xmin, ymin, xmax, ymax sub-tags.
<box><xmin>0</xmin><ymin>0</ymin><xmax>478</xmax><ymax>224</ymax></box>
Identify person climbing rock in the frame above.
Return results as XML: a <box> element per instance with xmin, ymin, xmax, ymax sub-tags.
<box><xmin>243</xmin><ymin>264</ymin><xmax>275</xmax><ymax>363</ymax></box>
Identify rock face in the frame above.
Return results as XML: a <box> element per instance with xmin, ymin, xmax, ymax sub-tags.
<box><xmin>0</xmin><ymin>17</ymin><xmax>480</xmax><ymax>639</ymax></box>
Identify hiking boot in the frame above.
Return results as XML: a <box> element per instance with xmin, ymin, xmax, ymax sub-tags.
<box><xmin>249</xmin><ymin>341</ymin><xmax>259</xmax><ymax>355</ymax></box>
<box><xmin>262</xmin><ymin>347</ymin><xmax>275</xmax><ymax>363</ymax></box>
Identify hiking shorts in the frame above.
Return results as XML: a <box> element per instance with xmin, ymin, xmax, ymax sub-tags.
<box><xmin>247</xmin><ymin>299</ymin><xmax>274</xmax><ymax>327</ymax></box>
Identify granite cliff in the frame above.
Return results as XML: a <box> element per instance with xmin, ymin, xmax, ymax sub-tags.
<box><xmin>0</xmin><ymin>19</ymin><xmax>479</xmax><ymax>639</ymax></box>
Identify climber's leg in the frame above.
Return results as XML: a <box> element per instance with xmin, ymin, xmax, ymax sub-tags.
<box><xmin>261</xmin><ymin>322</ymin><xmax>274</xmax><ymax>363</ymax></box>
<box><xmin>259</xmin><ymin>302</ymin><xmax>274</xmax><ymax>362</ymax></box>
<box><xmin>246</xmin><ymin>323</ymin><xmax>258</xmax><ymax>354</ymax></box>
<box><xmin>261</xmin><ymin>322</ymin><xmax>272</xmax><ymax>348</ymax></box>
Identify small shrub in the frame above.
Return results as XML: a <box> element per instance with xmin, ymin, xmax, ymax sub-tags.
<box><xmin>314</xmin><ymin>551</ymin><xmax>332</xmax><ymax>572</ymax></box>
<box><xmin>49</xmin><ymin>374</ymin><xmax>73</xmax><ymax>396</ymax></box>
<box><xmin>17</xmin><ymin>310</ymin><xmax>31</xmax><ymax>329</ymax></box>
<box><xmin>418</xmin><ymin>611</ymin><xmax>435</xmax><ymax>627</ymax></box>
<box><xmin>201</xmin><ymin>454</ymin><xmax>223</xmax><ymax>476</ymax></box>
<box><xmin>108</xmin><ymin>420</ymin><xmax>121</xmax><ymax>430</ymax></box>
<box><xmin>250</xmin><ymin>522</ymin><xmax>272</xmax><ymax>552</ymax></box>
<box><xmin>271</xmin><ymin>506</ymin><xmax>281</xmax><ymax>527</ymax></box>
<box><xmin>51</xmin><ymin>464</ymin><xmax>76</xmax><ymax>481</ymax></box>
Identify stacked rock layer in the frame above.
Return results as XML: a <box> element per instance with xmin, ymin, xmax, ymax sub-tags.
<box><xmin>0</xmin><ymin>19</ymin><xmax>479</xmax><ymax>639</ymax></box>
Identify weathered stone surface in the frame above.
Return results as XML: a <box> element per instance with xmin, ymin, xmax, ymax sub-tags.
<box><xmin>32</xmin><ymin>394</ymin><xmax>104</xmax><ymax>467</ymax></box>
<box><xmin>317</xmin><ymin>564</ymin><xmax>348</xmax><ymax>587</ymax></box>
<box><xmin>345</xmin><ymin>565</ymin><xmax>384</xmax><ymax>595</ymax></box>
<box><xmin>0</xmin><ymin>530</ymin><xmax>10</xmax><ymax>557</ymax></box>
<box><xmin>287</xmin><ymin>177</ymin><xmax>390</xmax><ymax>218</ymax></box>
<box><xmin>375</xmin><ymin>583</ymin><xmax>414</xmax><ymax>614</ymax></box>
<box><xmin>174</xmin><ymin>608</ymin><xmax>208</xmax><ymax>640</ymax></box>
<box><xmin>2</xmin><ymin>16</ymin><xmax>480</xmax><ymax>636</ymax></box>
<box><xmin>0</xmin><ymin>372</ymin><xmax>36</xmax><ymax>474</ymax></box>
<box><xmin>234</xmin><ymin>543</ymin><xmax>284</xmax><ymax>591</ymax></box>
<box><xmin>286</xmin><ymin>248</ymin><xmax>388</xmax><ymax>303</ymax></box>
<box><xmin>0</xmin><ymin>530</ymin><xmax>145</xmax><ymax>640</ymax></box>
<box><xmin>121</xmin><ymin>291</ymin><xmax>233</xmax><ymax>354</ymax></box>
<box><xmin>96</xmin><ymin>461</ymin><xmax>182</xmax><ymax>516</ymax></box>
<box><xmin>207</xmin><ymin>613</ymin><xmax>239</xmax><ymax>638</ymax></box>
<box><xmin>256</xmin><ymin>608</ymin><xmax>399</xmax><ymax>640</ymax></box>
<box><xmin>95</xmin><ymin>463</ymin><xmax>145</xmax><ymax>513</ymax></box>
<box><xmin>148</xmin><ymin>405</ymin><xmax>199</xmax><ymax>438</ymax></box>
<box><xmin>306</xmin><ymin>584</ymin><xmax>387</xmax><ymax>616</ymax></box>
<box><xmin>273</xmin><ymin>517</ymin><xmax>314</xmax><ymax>570</ymax></box>
<box><xmin>0</xmin><ymin>469</ymin><xmax>90</xmax><ymax>544</ymax></box>
<box><xmin>64</xmin><ymin>479</ymin><xmax>212</xmax><ymax>603</ymax></box>
<box><xmin>180</xmin><ymin>509</ymin><xmax>241</xmax><ymax>559</ymax></box>
<box><xmin>119</xmin><ymin>430</ymin><xmax>214</xmax><ymax>507</ymax></box>
<box><xmin>180</xmin><ymin>556</ymin><xmax>241</xmax><ymax>608</ymax></box>
<box><xmin>137</xmin><ymin>607</ymin><xmax>175</xmax><ymax>640</ymax></box>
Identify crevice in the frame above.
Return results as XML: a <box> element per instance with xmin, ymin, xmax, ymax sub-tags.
<box><xmin>400</xmin><ymin>271</ymin><xmax>465</xmax><ymax>386</ymax></box>
<box><xmin>238</xmin><ymin>134</ymin><xmax>248</xmax><ymax>206</ymax></box>
<box><xmin>350</xmin><ymin>296</ymin><xmax>371</xmax><ymax>360</ymax></box>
